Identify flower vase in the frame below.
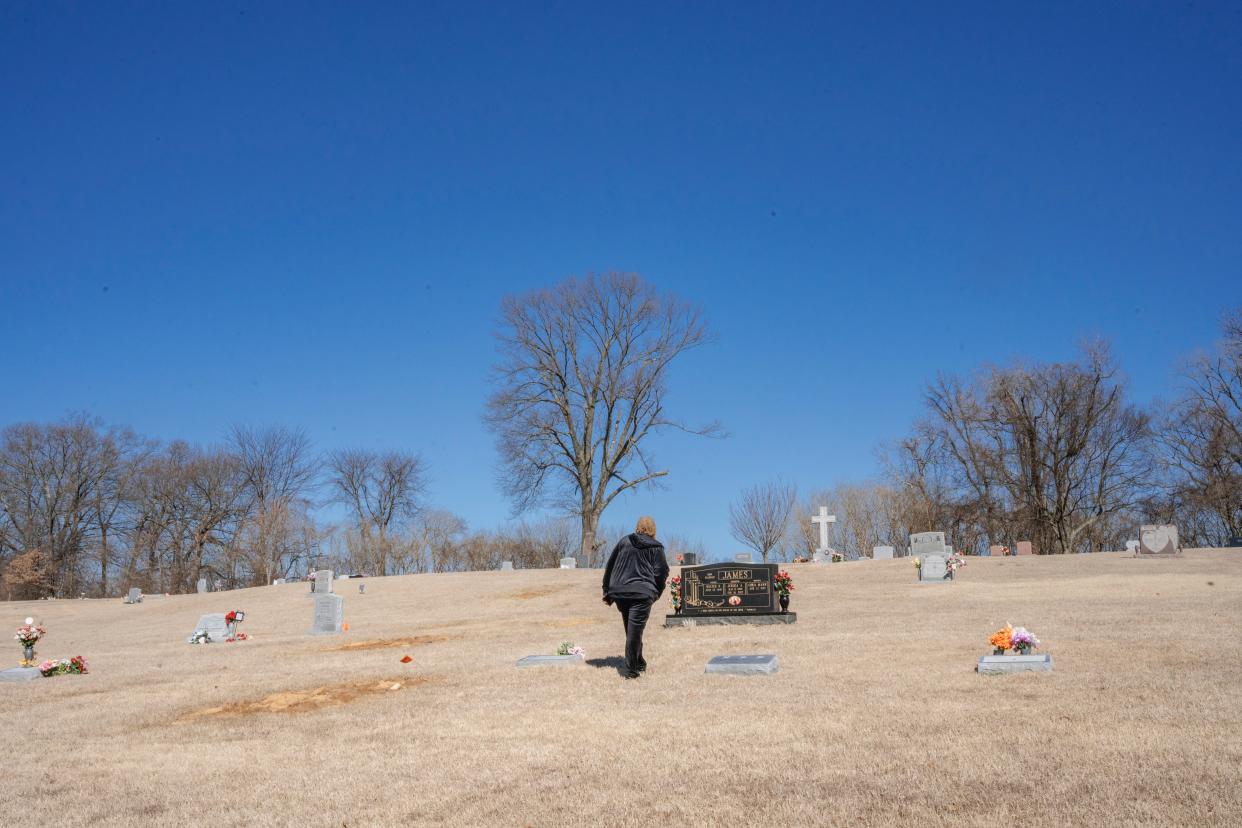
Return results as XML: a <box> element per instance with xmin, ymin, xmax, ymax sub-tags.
<box><xmin>674</xmin><ymin>604</ymin><xmax>682</xmax><ymax>615</ymax></box>
<box><xmin>778</xmin><ymin>593</ymin><xmax>790</xmax><ymax>614</ymax></box>
<box><xmin>993</xmin><ymin>647</ymin><xmax>1005</xmax><ymax>656</ymax></box>
<box><xmin>23</xmin><ymin>645</ymin><xmax>33</xmax><ymax>664</ymax></box>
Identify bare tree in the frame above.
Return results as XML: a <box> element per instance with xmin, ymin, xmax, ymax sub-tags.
<box><xmin>1162</xmin><ymin>309</ymin><xmax>1242</xmax><ymax>544</ymax></box>
<box><xmin>327</xmin><ymin>449</ymin><xmax>426</xmax><ymax>576</ymax></box>
<box><xmin>229</xmin><ymin>425</ymin><xmax>318</xmax><ymax>585</ymax></box>
<box><xmin>729</xmin><ymin>480</ymin><xmax>796</xmax><ymax>563</ymax></box>
<box><xmin>917</xmin><ymin>343</ymin><xmax>1152</xmax><ymax>554</ymax></box>
<box><xmin>485</xmin><ymin>273</ymin><xmax>720</xmax><ymax>559</ymax></box>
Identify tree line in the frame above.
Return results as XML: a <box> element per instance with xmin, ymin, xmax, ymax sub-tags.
<box><xmin>732</xmin><ymin>311</ymin><xmax>1242</xmax><ymax>560</ymax></box>
<box><xmin>0</xmin><ymin>420</ymin><xmax>625</xmax><ymax>600</ymax></box>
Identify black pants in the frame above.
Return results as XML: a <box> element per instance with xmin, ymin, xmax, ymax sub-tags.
<box><xmin>613</xmin><ymin>596</ymin><xmax>653</xmax><ymax>674</ymax></box>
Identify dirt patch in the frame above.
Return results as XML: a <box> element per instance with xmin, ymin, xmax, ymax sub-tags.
<box><xmin>546</xmin><ymin>616</ymin><xmax>603</xmax><ymax>628</ymax></box>
<box><xmin>508</xmin><ymin>585</ymin><xmax>569</xmax><ymax>600</ymax></box>
<box><xmin>181</xmin><ymin>676</ymin><xmax>430</xmax><ymax>720</ymax></box>
<box><xmin>326</xmin><ymin>634</ymin><xmax>455</xmax><ymax>652</ymax></box>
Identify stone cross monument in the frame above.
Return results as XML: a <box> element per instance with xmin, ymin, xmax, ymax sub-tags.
<box><xmin>809</xmin><ymin>506</ymin><xmax>839</xmax><ymax>551</ymax></box>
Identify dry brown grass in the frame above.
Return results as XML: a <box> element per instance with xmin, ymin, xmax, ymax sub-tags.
<box><xmin>2</xmin><ymin>551</ymin><xmax>1240</xmax><ymax>827</ymax></box>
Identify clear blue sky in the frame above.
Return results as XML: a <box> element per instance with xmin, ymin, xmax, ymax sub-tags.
<box><xmin>2</xmin><ymin>3</ymin><xmax>1239</xmax><ymax>556</ymax></box>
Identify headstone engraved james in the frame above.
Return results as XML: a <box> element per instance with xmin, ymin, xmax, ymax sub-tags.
<box><xmin>192</xmin><ymin>613</ymin><xmax>230</xmax><ymax>642</ymax></box>
<box><xmin>196</xmin><ymin>578</ymin><xmax>207</xmax><ymax>594</ymax></box>
<box><xmin>681</xmin><ymin>563</ymin><xmax>778</xmax><ymax>615</ymax></box>
<box><xmin>1139</xmin><ymin>525</ymin><xmax>1180</xmax><ymax>556</ymax></box>
<box><xmin>911</xmin><ymin>532</ymin><xmax>949</xmax><ymax>582</ymax></box>
<box><xmin>310</xmin><ymin>593</ymin><xmax>344</xmax><ymax>635</ymax></box>
<box><xmin>872</xmin><ymin>546</ymin><xmax>895</xmax><ymax>560</ymax></box>
<box><xmin>314</xmin><ymin>570</ymin><xmax>334</xmax><ymax>594</ymax></box>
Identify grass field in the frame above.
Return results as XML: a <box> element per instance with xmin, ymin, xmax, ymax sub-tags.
<box><xmin>3</xmin><ymin>550</ymin><xmax>1240</xmax><ymax>827</ymax></box>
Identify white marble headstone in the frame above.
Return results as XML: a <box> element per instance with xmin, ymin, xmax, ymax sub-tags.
<box><xmin>872</xmin><ymin>546</ymin><xmax>895</xmax><ymax>560</ymax></box>
<box><xmin>559</xmin><ymin>558</ymin><xmax>577</xmax><ymax>569</ymax></box>
<box><xmin>196</xmin><ymin>578</ymin><xmax>207</xmax><ymax>594</ymax></box>
<box><xmin>314</xmin><ymin>570</ymin><xmax>334</xmax><ymax>593</ymax></box>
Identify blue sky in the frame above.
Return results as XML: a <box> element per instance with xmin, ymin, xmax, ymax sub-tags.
<box><xmin>2</xmin><ymin>3</ymin><xmax>1239</xmax><ymax>555</ymax></box>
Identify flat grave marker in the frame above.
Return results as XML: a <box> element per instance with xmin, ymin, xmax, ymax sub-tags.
<box><xmin>515</xmin><ymin>654</ymin><xmax>585</xmax><ymax>668</ymax></box>
<box><xmin>705</xmin><ymin>654</ymin><xmax>779</xmax><ymax>675</ymax></box>
<box><xmin>977</xmin><ymin>654</ymin><xmax>1053</xmax><ymax>675</ymax></box>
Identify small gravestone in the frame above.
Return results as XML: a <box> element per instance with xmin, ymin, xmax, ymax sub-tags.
<box><xmin>1124</xmin><ymin>540</ymin><xmax>1140</xmax><ymax>554</ymax></box>
<box><xmin>499</xmin><ymin>561</ymin><xmax>514</xmax><ymax>571</ymax></box>
<box><xmin>705</xmin><ymin>654</ymin><xmax>779</xmax><ymax>675</ymax></box>
<box><xmin>125</xmin><ymin>587</ymin><xmax>142</xmax><ymax>604</ymax></box>
<box><xmin>0</xmin><ymin>667</ymin><xmax>43</xmax><ymax>682</ymax></box>
<box><xmin>734</xmin><ymin>553</ymin><xmax>753</xmax><ymax>563</ymax></box>
<box><xmin>1016</xmin><ymin>541</ymin><xmax>1034</xmax><ymax>556</ymax></box>
<box><xmin>977</xmin><ymin>654</ymin><xmax>1053</xmax><ymax>674</ymax></box>
<box><xmin>515</xmin><ymin>654</ymin><xmax>584</xmax><ymax>667</ymax></box>
<box><xmin>1139</xmin><ymin>525</ymin><xmax>1180</xmax><ymax>556</ymax></box>
<box><xmin>314</xmin><ymin>570</ymin><xmax>334</xmax><ymax>594</ymax></box>
<box><xmin>196</xmin><ymin>578</ymin><xmax>207</xmax><ymax>594</ymax></box>
<box><xmin>192</xmin><ymin>613</ymin><xmax>230</xmax><ymax>643</ymax></box>
<box><xmin>681</xmin><ymin>552</ymin><xmax>698</xmax><ymax>566</ymax></box>
<box><xmin>309</xmin><ymin>593</ymin><xmax>344</xmax><ymax>635</ymax></box>
<box><xmin>1228</xmin><ymin>536</ymin><xmax>1242</xmax><ymax>548</ymax></box>
<box><xmin>272</xmin><ymin>578</ymin><xmax>286</xmax><ymax>586</ymax></box>
<box><xmin>559</xmin><ymin>558</ymin><xmax>577</xmax><ymax>569</ymax></box>
<box><xmin>872</xmin><ymin>546</ymin><xmax>895</xmax><ymax>560</ymax></box>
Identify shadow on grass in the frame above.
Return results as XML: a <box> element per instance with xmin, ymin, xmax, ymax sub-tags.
<box><xmin>585</xmin><ymin>656</ymin><xmax>633</xmax><ymax>677</ymax></box>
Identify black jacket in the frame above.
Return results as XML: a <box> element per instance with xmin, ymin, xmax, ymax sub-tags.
<box><xmin>602</xmin><ymin>532</ymin><xmax>669</xmax><ymax>602</ymax></box>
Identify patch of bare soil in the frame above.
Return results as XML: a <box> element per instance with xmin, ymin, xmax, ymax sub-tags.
<box><xmin>508</xmin><ymin>585</ymin><xmax>569</xmax><ymax>600</ymax></box>
<box><xmin>326</xmin><ymin>634</ymin><xmax>455</xmax><ymax>652</ymax></box>
<box><xmin>181</xmin><ymin>676</ymin><xmax>429</xmax><ymax>720</ymax></box>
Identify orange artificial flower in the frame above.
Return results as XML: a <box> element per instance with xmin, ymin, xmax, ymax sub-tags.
<box><xmin>988</xmin><ymin>624</ymin><xmax>1013</xmax><ymax>651</ymax></box>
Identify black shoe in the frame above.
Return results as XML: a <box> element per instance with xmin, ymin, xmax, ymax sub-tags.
<box><xmin>636</xmin><ymin>662</ymin><xmax>648</xmax><ymax>673</ymax></box>
<box><xmin>622</xmin><ymin>670</ymin><xmax>641</xmax><ymax>679</ymax></box>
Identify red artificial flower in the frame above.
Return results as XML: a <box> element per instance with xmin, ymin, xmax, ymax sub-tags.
<box><xmin>400</xmin><ymin>655</ymin><xmax>413</xmax><ymax>664</ymax></box>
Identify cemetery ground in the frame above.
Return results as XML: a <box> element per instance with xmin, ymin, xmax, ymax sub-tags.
<box><xmin>3</xmin><ymin>552</ymin><xmax>1241</xmax><ymax>827</ymax></box>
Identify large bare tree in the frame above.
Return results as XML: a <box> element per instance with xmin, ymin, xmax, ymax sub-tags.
<box><xmin>919</xmin><ymin>343</ymin><xmax>1151</xmax><ymax>554</ymax></box>
<box><xmin>729</xmin><ymin>480</ymin><xmax>796</xmax><ymax>562</ymax></box>
<box><xmin>485</xmin><ymin>273</ymin><xmax>720</xmax><ymax>559</ymax></box>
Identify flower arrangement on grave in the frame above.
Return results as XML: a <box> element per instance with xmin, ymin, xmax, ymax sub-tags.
<box><xmin>669</xmin><ymin>576</ymin><xmax>682</xmax><ymax>613</ymax></box>
<box><xmin>831</xmin><ymin>552</ymin><xmax>844</xmax><ymax>562</ymax></box>
<box><xmin>946</xmin><ymin>553</ymin><xmax>966</xmax><ymax>575</ymax></box>
<box><xmin>988</xmin><ymin>623</ymin><xmax>1041</xmax><ymax>655</ymax></box>
<box><xmin>187</xmin><ymin>629</ymin><xmax>212</xmax><ymax>645</ymax></box>
<box><xmin>773</xmin><ymin>570</ymin><xmax>795</xmax><ymax>613</ymax></box>
<box><xmin>38</xmin><ymin>656</ymin><xmax>88</xmax><ymax>677</ymax></box>
<box><xmin>556</xmin><ymin>641</ymin><xmax>585</xmax><ymax>657</ymax></box>
<box><xmin>16</xmin><ymin>617</ymin><xmax>46</xmax><ymax>666</ymax></box>
<box><xmin>224</xmin><ymin>609</ymin><xmax>246</xmax><ymax>640</ymax></box>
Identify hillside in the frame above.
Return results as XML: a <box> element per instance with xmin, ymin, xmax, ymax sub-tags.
<box><xmin>3</xmin><ymin>550</ymin><xmax>1240</xmax><ymax>827</ymax></box>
